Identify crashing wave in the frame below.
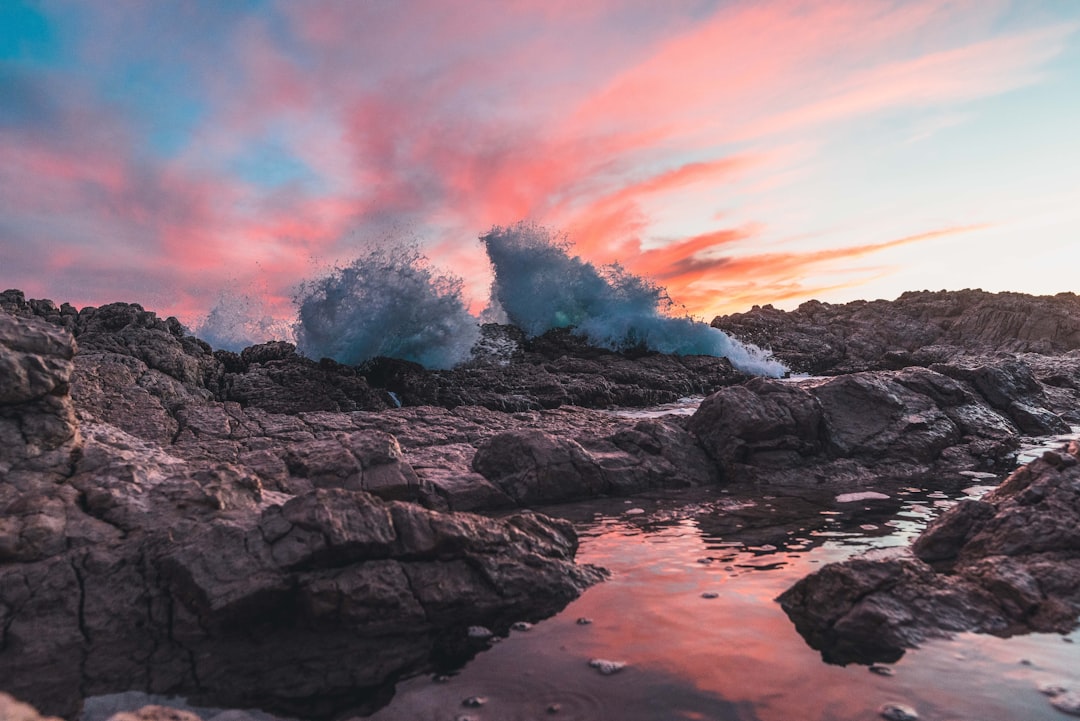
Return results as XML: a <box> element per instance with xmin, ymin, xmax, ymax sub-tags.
<box><xmin>481</xmin><ymin>222</ymin><xmax>786</xmax><ymax>377</ymax></box>
<box><xmin>196</xmin><ymin>290</ymin><xmax>295</xmax><ymax>353</ymax></box>
<box><xmin>293</xmin><ymin>244</ymin><xmax>480</xmax><ymax>370</ymax></box>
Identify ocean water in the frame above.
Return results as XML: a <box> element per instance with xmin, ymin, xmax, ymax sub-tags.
<box><xmin>195</xmin><ymin>224</ymin><xmax>785</xmax><ymax>376</ymax></box>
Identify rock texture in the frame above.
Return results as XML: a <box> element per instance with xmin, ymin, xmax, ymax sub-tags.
<box><xmin>778</xmin><ymin>442</ymin><xmax>1080</xmax><ymax>664</ymax></box>
<box><xmin>713</xmin><ymin>289</ymin><xmax>1080</xmax><ymax>374</ymax></box>
<box><xmin>0</xmin><ymin>309</ymin><xmax>605</xmax><ymax>719</ymax></box>
<box><xmin>361</xmin><ymin>325</ymin><xmax>747</xmax><ymax>412</ymax></box>
<box><xmin>686</xmin><ymin>367</ymin><xmax>1028</xmax><ymax>486</ymax></box>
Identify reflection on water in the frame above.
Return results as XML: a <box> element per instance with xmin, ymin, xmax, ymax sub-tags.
<box><xmin>367</xmin><ymin>482</ymin><xmax>1080</xmax><ymax>721</ymax></box>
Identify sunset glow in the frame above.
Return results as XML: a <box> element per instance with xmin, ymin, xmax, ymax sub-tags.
<box><xmin>2</xmin><ymin>1</ymin><xmax>1078</xmax><ymax>326</ymax></box>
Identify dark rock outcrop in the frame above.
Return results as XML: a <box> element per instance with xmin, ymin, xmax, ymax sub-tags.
<box><xmin>713</xmin><ymin>289</ymin><xmax>1080</xmax><ymax>374</ymax></box>
<box><xmin>686</xmin><ymin>367</ymin><xmax>1025</xmax><ymax>485</ymax></box>
<box><xmin>361</xmin><ymin>325</ymin><xmax>747</xmax><ymax>412</ymax></box>
<box><xmin>0</xmin><ymin>308</ymin><xmax>605</xmax><ymax>719</ymax></box>
<box><xmin>778</xmin><ymin>442</ymin><xmax>1080</xmax><ymax>664</ymax></box>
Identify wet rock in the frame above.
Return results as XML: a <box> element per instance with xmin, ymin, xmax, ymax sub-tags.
<box><xmin>106</xmin><ymin>707</ymin><xmax>203</xmax><ymax>721</ymax></box>
<box><xmin>461</xmin><ymin>696</ymin><xmax>487</xmax><ymax>708</ymax></box>
<box><xmin>879</xmin><ymin>702</ymin><xmax>918</xmax><ymax>721</ymax></box>
<box><xmin>780</xmin><ymin>441</ymin><xmax>1080</xmax><ymax>664</ymax></box>
<box><xmin>588</xmin><ymin>659</ymin><xmax>627</xmax><ymax>675</ymax></box>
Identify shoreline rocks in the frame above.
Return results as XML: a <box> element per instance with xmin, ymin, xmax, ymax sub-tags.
<box><xmin>5</xmin><ymin>286</ymin><xmax>1080</xmax><ymax>716</ymax></box>
<box><xmin>777</xmin><ymin>441</ymin><xmax>1080</xmax><ymax>664</ymax></box>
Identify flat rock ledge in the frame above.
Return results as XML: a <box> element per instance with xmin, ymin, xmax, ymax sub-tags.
<box><xmin>778</xmin><ymin>441</ymin><xmax>1080</xmax><ymax>664</ymax></box>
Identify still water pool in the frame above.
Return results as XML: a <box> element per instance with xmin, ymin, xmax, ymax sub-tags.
<box><xmin>368</xmin><ymin>483</ymin><xmax>1080</xmax><ymax>721</ymax></box>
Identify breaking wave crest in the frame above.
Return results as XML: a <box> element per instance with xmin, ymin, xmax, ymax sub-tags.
<box><xmin>293</xmin><ymin>244</ymin><xmax>480</xmax><ymax>370</ymax></box>
<box><xmin>482</xmin><ymin>223</ymin><xmax>786</xmax><ymax>377</ymax></box>
<box><xmin>195</xmin><ymin>223</ymin><xmax>785</xmax><ymax>377</ymax></box>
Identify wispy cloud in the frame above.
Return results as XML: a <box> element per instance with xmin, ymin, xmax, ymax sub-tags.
<box><xmin>1</xmin><ymin>0</ymin><xmax>1074</xmax><ymax>323</ymax></box>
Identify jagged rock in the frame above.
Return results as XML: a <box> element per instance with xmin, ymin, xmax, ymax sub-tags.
<box><xmin>714</xmin><ymin>289</ymin><xmax>1080</xmax><ymax>374</ymax></box>
<box><xmin>0</xmin><ymin>304</ymin><xmax>606</xmax><ymax>720</ymax></box>
<box><xmin>361</xmin><ymin>326</ymin><xmax>747</xmax><ymax>412</ymax></box>
<box><xmin>930</xmin><ymin>359</ymin><xmax>1070</xmax><ymax>435</ymax></box>
<box><xmin>221</xmin><ymin>346</ymin><xmax>394</xmax><ymax>414</ymax></box>
<box><xmin>687</xmin><ymin>368</ymin><xmax>1019</xmax><ymax>483</ymax></box>
<box><xmin>687</xmin><ymin>377</ymin><xmax>822</xmax><ymax>472</ymax></box>
<box><xmin>472</xmin><ymin>419</ymin><xmax>716</xmax><ymax>505</ymax></box>
<box><xmin>0</xmin><ymin>312</ymin><xmax>81</xmax><ymax>481</ymax></box>
<box><xmin>779</xmin><ymin>441</ymin><xmax>1080</xmax><ymax>664</ymax></box>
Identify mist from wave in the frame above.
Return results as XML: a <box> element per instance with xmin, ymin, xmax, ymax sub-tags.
<box><xmin>195</xmin><ymin>223</ymin><xmax>785</xmax><ymax>377</ymax></box>
<box><xmin>195</xmin><ymin>289</ymin><xmax>296</xmax><ymax>353</ymax></box>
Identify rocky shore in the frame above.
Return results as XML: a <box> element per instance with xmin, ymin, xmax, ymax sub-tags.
<box><xmin>3</xmin><ymin>287</ymin><xmax>1080</xmax><ymax>718</ymax></box>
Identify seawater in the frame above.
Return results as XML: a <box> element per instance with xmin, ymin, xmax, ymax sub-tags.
<box><xmin>196</xmin><ymin>224</ymin><xmax>786</xmax><ymax>377</ymax></box>
<box><xmin>367</xmin><ymin>484</ymin><xmax>1080</xmax><ymax>721</ymax></box>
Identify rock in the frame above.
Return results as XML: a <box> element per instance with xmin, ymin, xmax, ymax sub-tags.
<box><xmin>461</xmin><ymin>696</ymin><xmax>488</xmax><ymax>708</ymax></box>
<box><xmin>713</xmin><ymin>289</ymin><xmax>1080</xmax><ymax>374</ymax></box>
<box><xmin>1049</xmin><ymin>692</ymin><xmax>1080</xmax><ymax>717</ymax></box>
<box><xmin>879</xmin><ymin>702</ymin><xmax>918</xmax><ymax>721</ymax></box>
<box><xmin>221</xmin><ymin>346</ymin><xmax>393</xmax><ymax>413</ymax></box>
<box><xmin>0</xmin><ymin>302</ymin><xmax>609</xmax><ymax>719</ymax></box>
<box><xmin>0</xmin><ymin>693</ymin><xmax>65</xmax><ymax>721</ymax></box>
<box><xmin>836</xmin><ymin>492</ymin><xmax>890</xmax><ymax>503</ymax></box>
<box><xmin>687</xmin><ymin>367</ymin><xmax>1020</xmax><ymax>485</ymax></box>
<box><xmin>0</xmin><ymin>312</ymin><xmax>81</xmax><ymax>481</ymax></box>
<box><xmin>106</xmin><ymin>707</ymin><xmax>203</xmax><ymax>721</ymax></box>
<box><xmin>779</xmin><ymin>442</ymin><xmax>1080</xmax><ymax>664</ymax></box>
<box><xmin>687</xmin><ymin>377</ymin><xmax>822</xmax><ymax>473</ymax></box>
<box><xmin>588</xmin><ymin>659</ymin><xmax>627</xmax><ymax>675</ymax></box>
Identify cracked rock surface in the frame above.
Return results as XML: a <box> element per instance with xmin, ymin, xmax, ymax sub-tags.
<box><xmin>0</xmin><ymin>310</ymin><xmax>604</xmax><ymax>719</ymax></box>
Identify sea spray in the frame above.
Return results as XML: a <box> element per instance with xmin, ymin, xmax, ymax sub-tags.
<box><xmin>293</xmin><ymin>244</ymin><xmax>480</xmax><ymax>369</ymax></box>
<box><xmin>197</xmin><ymin>290</ymin><xmax>295</xmax><ymax>352</ymax></box>
<box><xmin>481</xmin><ymin>222</ymin><xmax>786</xmax><ymax>377</ymax></box>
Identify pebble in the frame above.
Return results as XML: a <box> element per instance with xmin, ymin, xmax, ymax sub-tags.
<box><xmin>511</xmin><ymin>621</ymin><xmax>533</xmax><ymax>632</ymax></box>
<box><xmin>1050</xmin><ymin>692</ymin><xmax>1080</xmax><ymax>717</ymax></box>
<box><xmin>1064</xmin><ymin>637</ymin><xmax>1075</xmax><ymax>643</ymax></box>
<box><xmin>701</xmin><ymin>592</ymin><xmax>719</xmax><ymax>599</ymax></box>
<box><xmin>1038</xmin><ymin>680</ymin><xmax>1070</xmax><ymax>697</ymax></box>
<box><xmin>878</xmin><ymin>702</ymin><xmax>918</xmax><ymax>721</ymax></box>
<box><xmin>546</xmin><ymin>703</ymin><xmax>562</xmax><ymax>714</ymax></box>
<box><xmin>576</xmin><ymin>617</ymin><xmax>593</xmax><ymax>625</ymax></box>
<box><xmin>467</xmin><ymin>626</ymin><xmax>493</xmax><ymax>640</ymax></box>
<box><xmin>836</xmin><ymin>491</ymin><xmax>890</xmax><ymax>503</ymax></box>
<box><xmin>1020</xmin><ymin>658</ymin><xmax>1034</xmax><ymax>666</ymax></box>
<box><xmin>462</xmin><ymin>696</ymin><xmax>488</xmax><ymax>708</ymax></box>
<box><xmin>588</xmin><ymin>658</ymin><xmax>627</xmax><ymax>675</ymax></box>
<box><xmin>869</xmin><ymin>665</ymin><xmax>894</xmax><ymax>677</ymax></box>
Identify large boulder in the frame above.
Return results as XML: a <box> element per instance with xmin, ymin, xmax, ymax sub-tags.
<box><xmin>778</xmin><ymin>442</ymin><xmax>1080</xmax><ymax>664</ymax></box>
<box><xmin>686</xmin><ymin>368</ymin><xmax>1018</xmax><ymax>483</ymax></box>
<box><xmin>0</xmin><ymin>313</ymin><xmax>81</xmax><ymax>482</ymax></box>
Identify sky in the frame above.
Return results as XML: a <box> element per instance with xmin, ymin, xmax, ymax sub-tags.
<box><xmin>2</xmin><ymin>0</ymin><xmax>1079</xmax><ymax>328</ymax></box>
